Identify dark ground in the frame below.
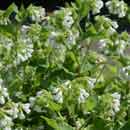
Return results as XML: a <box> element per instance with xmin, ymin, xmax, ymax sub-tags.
<box><xmin>0</xmin><ymin>0</ymin><xmax>74</xmax><ymax>11</ymax></box>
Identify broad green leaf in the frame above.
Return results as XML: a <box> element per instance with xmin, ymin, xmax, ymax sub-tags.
<box><xmin>85</xmin><ymin>96</ymin><xmax>97</xmax><ymax>111</ymax></box>
<box><xmin>93</xmin><ymin>118</ymin><xmax>110</xmax><ymax>130</ymax></box>
<box><xmin>58</xmin><ymin>122</ymin><xmax>74</xmax><ymax>130</ymax></box>
<box><xmin>42</xmin><ymin>116</ymin><xmax>59</xmax><ymax>129</ymax></box>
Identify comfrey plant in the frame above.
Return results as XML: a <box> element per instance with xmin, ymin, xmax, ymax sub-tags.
<box><xmin>106</xmin><ymin>0</ymin><xmax>128</xmax><ymax>18</ymax></box>
<box><xmin>0</xmin><ymin>0</ymin><xmax>130</xmax><ymax>130</ymax></box>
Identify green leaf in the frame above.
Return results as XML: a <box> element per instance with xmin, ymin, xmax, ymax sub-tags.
<box><xmin>42</xmin><ymin>116</ymin><xmax>74</xmax><ymax>130</ymax></box>
<box><xmin>41</xmin><ymin>116</ymin><xmax>59</xmax><ymax>129</ymax></box>
<box><xmin>85</xmin><ymin>96</ymin><xmax>97</xmax><ymax>111</ymax></box>
<box><xmin>76</xmin><ymin>0</ymin><xmax>90</xmax><ymax>18</ymax></box>
<box><xmin>93</xmin><ymin>118</ymin><xmax>110</xmax><ymax>130</ymax></box>
<box><xmin>48</xmin><ymin>101</ymin><xmax>62</xmax><ymax>112</ymax></box>
<box><xmin>4</xmin><ymin>3</ymin><xmax>18</xmax><ymax>17</ymax></box>
<box><xmin>120</xmin><ymin>120</ymin><xmax>130</xmax><ymax>130</ymax></box>
<box><xmin>58</xmin><ymin>122</ymin><xmax>74</xmax><ymax>130</ymax></box>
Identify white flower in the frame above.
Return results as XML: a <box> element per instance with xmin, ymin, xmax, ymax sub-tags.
<box><xmin>63</xmin><ymin>13</ymin><xmax>74</xmax><ymax>28</ymax></box>
<box><xmin>0</xmin><ymin>80</ymin><xmax>9</xmax><ymax>105</ymax></box>
<box><xmin>29</xmin><ymin>96</ymin><xmax>36</xmax><ymax>106</ymax></box>
<box><xmin>93</xmin><ymin>0</ymin><xmax>104</xmax><ymax>14</ymax></box>
<box><xmin>63</xmin><ymin>80</ymin><xmax>71</xmax><ymax>89</ymax></box>
<box><xmin>88</xmin><ymin>78</ymin><xmax>96</xmax><ymax>89</ymax></box>
<box><xmin>21</xmin><ymin>25</ymin><xmax>30</xmax><ymax>34</ymax></box>
<box><xmin>15</xmin><ymin>91</ymin><xmax>22</xmax><ymax>97</ymax></box>
<box><xmin>0</xmin><ymin>96</ymin><xmax>5</xmax><ymax>105</ymax></box>
<box><xmin>112</xmin><ymin>99</ymin><xmax>120</xmax><ymax>112</ymax></box>
<box><xmin>115</xmin><ymin>40</ymin><xmax>126</xmax><ymax>54</ymax></box>
<box><xmin>120</xmin><ymin>65</ymin><xmax>130</xmax><ymax>80</ymax></box>
<box><xmin>95</xmin><ymin>16</ymin><xmax>118</xmax><ymax>35</ymax></box>
<box><xmin>22</xmin><ymin>103</ymin><xmax>31</xmax><ymax>114</ymax></box>
<box><xmin>47</xmin><ymin>31</ymin><xmax>59</xmax><ymax>47</ymax></box>
<box><xmin>66</xmin><ymin>30</ymin><xmax>79</xmax><ymax>47</ymax></box>
<box><xmin>52</xmin><ymin>88</ymin><xmax>63</xmax><ymax>103</ymax></box>
<box><xmin>118</xmin><ymin>10</ymin><xmax>126</xmax><ymax>18</ymax></box>
<box><xmin>36</xmin><ymin>91</ymin><xmax>43</xmax><ymax>97</ymax></box>
<box><xmin>19</xmin><ymin>111</ymin><xmax>25</xmax><ymax>120</ymax></box>
<box><xmin>0</xmin><ymin>79</ymin><xmax>9</xmax><ymax>103</ymax></box>
<box><xmin>67</xmin><ymin>31</ymin><xmax>76</xmax><ymax>45</ymax></box>
<box><xmin>78</xmin><ymin>88</ymin><xmax>89</xmax><ymax>104</ymax></box>
<box><xmin>98</xmin><ymin>39</ymin><xmax>107</xmax><ymax>49</ymax></box>
<box><xmin>15</xmin><ymin>127</ymin><xmax>23</xmax><ymax>130</ymax></box>
<box><xmin>15</xmin><ymin>40</ymin><xmax>33</xmax><ymax>64</ymax></box>
<box><xmin>14</xmin><ymin>29</ymin><xmax>33</xmax><ymax>65</ymax></box>
<box><xmin>0</xmin><ymin>35</ymin><xmax>13</xmax><ymax>50</ymax></box>
<box><xmin>31</xmin><ymin>7</ymin><xmax>45</xmax><ymax>22</ymax></box>
<box><xmin>111</xmin><ymin>21</ymin><xmax>119</xmax><ymax>29</ymax></box>
<box><xmin>111</xmin><ymin>92</ymin><xmax>121</xmax><ymax>115</ymax></box>
<box><xmin>108</xmin><ymin>27</ymin><xmax>116</xmax><ymax>35</ymax></box>
<box><xmin>64</xmin><ymin>80</ymin><xmax>71</xmax><ymax>86</ymax></box>
<box><xmin>2</xmin><ymin>88</ymin><xmax>9</xmax><ymax>98</ymax></box>
<box><xmin>111</xmin><ymin>92</ymin><xmax>121</xmax><ymax>100</ymax></box>
<box><xmin>4</xmin><ymin>127</ymin><xmax>12</xmax><ymax>130</ymax></box>
<box><xmin>0</xmin><ymin>116</ymin><xmax>13</xmax><ymax>128</ymax></box>
<box><xmin>34</xmin><ymin>105</ymin><xmax>42</xmax><ymax>113</ymax></box>
<box><xmin>76</xmin><ymin>121</ymin><xmax>82</xmax><ymax>129</ymax></box>
<box><xmin>6</xmin><ymin>104</ymin><xmax>19</xmax><ymax>119</ymax></box>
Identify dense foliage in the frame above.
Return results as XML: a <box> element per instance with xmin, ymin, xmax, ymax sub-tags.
<box><xmin>1</xmin><ymin>0</ymin><xmax>130</xmax><ymax>130</ymax></box>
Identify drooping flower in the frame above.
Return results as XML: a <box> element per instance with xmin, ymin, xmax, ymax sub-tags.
<box><xmin>78</xmin><ymin>88</ymin><xmax>89</xmax><ymax>104</ymax></box>
<box><xmin>106</xmin><ymin>0</ymin><xmax>128</xmax><ymax>18</ymax></box>
<box><xmin>111</xmin><ymin>92</ymin><xmax>121</xmax><ymax>100</ymax></box>
<box><xmin>52</xmin><ymin>88</ymin><xmax>63</xmax><ymax>103</ymax></box>
<box><xmin>115</xmin><ymin>39</ymin><xmax>126</xmax><ymax>55</ymax></box>
<box><xmin>93</xmin><ymin>0</ymin><xmax>104</xmax><ymax>14</ymax></box>
<box><xmin>110</xmin><ymin>92</ymin><xmax>121</xmax><ymax>116</ymax></box>
<box><xmin>119</xmin><ymin>65</ymin><xmax>130</xmax><ymax>80</ymax></box>
<box><xmin>14</xmin><ymin>38</ymin><xmax>33</xmax><ymax>65</ymax></box>
<box><xmin>28</xmin><ymin>6</ymin><xmax>45</xmax><ymax>22</ymax></box>
<box><xmin>111</xmin><ymin>21</ymin><xmax>119</xmax><ymax>29</ymax></box>
<box><xmin>6</xmin><ymin>103</ymin><xmax>19</xmax><ymax>119</ymax></box>
<box><xmin>0</xmin><ymin>115</ymin><xmax>13</xmax><ymax>130</ymax></box>
<box><xmin>0</xmin><ymin>79</ymin><xmax>9</xmax><ymax>105</ymax></box>
<box><xmin>22</xmin><ymin>103</ymin><xmax>31</xmax><ymax>114</ymax></box>
<box><xmin>62</xmin><ymin>12</ymin><xmax>74</xmax><ymax>28</ymax></box>
<box><xmin>88</xmin><ymin>78</ymin><xmax>96</xmax><ymax>89</ymax></box>
<box><xmin>29</xmin><ymin>96</ymin><xmax>36</xmax><ymax>106</ymax></box>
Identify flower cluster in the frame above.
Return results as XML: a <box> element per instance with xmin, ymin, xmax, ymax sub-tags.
<box><xmin>6</xmin><ymin>102</ymin><xmax>31</xmax><ymax>119</ymax></box>
<box><xmin>106</xmin><ymin>0</ymin><xmax>128</xmax><ymax>18</ymax></box>
<box><xmin>115</xmin><ymin>39</ymin><xmax>127</xmax><ymax>55</ymax></box>
<box><xmin>95</xmin><ymin>16</ymin><xmax>119</xmax><ymax>35</ymax></box>
<box><xmin>111</xmin><ymin>92</ymin><xmax>121</xmax><ymax>116</ymax></box>
<box><xmin>120</xmin><ymin>65</ymin><xmax>130</xmax><ymax>80</ymax></box>
<box><xmin>0</xmin><ymin>115</ymin><xmax>13</xmax><ymax>130</ymax></box>
<box><xmin>27</xmin><ymin>5</ymin><xmax>45</xmax><ymax>22</ymax></box>
<box><xmin>0</xmin><ymin>103</ymin><xmax>31</xmax><ymax>130</ymax></box>
<box><xmin>14</xmin><ymin>26</ymin><xmax>33</xmax><ymax>65</ymax></box>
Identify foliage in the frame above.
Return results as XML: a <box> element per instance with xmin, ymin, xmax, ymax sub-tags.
<box><xmin>0</xmin><ymin>0</ymin><xmax>130</xmax><ymax>130</ymax></box>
